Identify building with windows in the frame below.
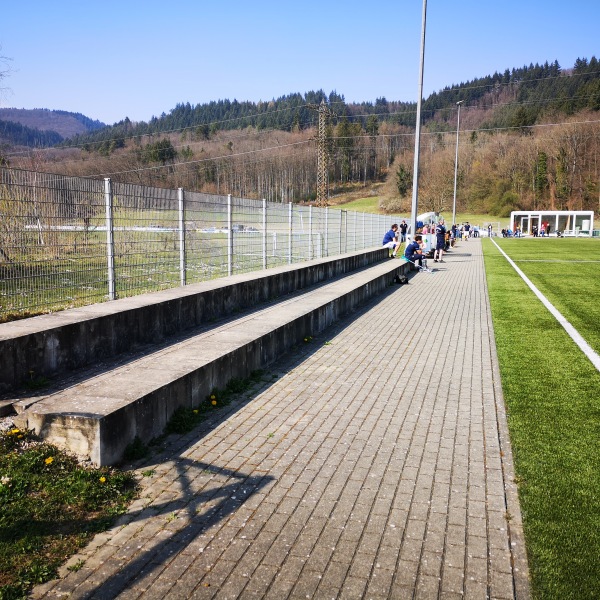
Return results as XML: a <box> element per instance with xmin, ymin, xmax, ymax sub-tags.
<box><xmin>510</xmin><ymin>210</ymin><xmax>594</xmax><ymax>236</ymax></box>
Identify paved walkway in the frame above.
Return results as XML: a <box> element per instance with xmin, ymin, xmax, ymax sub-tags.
<box><xmin>33</xmin><ymin>239</ymin><xmax>530</xmax><ymax>599</ymax></box>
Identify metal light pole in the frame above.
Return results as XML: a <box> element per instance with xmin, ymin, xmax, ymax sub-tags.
<box><xmin>410</xmin><ymin>0</ymin><xmax>427</xmax><ymax>239</ymax></box>
<box><xmin>452</xmin><ymin>100</ymin><xmax>464</xmax><ymax>227</ymax></box>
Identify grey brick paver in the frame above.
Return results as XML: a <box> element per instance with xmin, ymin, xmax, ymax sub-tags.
<box><xmin>32</xmin><ymin>239</ymin><xmax>529</xmax><ymax>599</ymax></box>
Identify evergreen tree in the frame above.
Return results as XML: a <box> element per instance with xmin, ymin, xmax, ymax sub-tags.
<box><xmin>396</xmin><ymin>165</ymin><xmax>412</xmax><ymax>198</ymax></box>
<box><xmin>534</xmin><ymin>151</ymin><xmax>548</xmax><ymax>206</ymax></box>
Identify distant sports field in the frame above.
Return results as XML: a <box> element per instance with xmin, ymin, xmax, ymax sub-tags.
<box><xmin>482</xmin><ymin>237</ymin><xmax>600</xmax><ymax>600</ymax></box>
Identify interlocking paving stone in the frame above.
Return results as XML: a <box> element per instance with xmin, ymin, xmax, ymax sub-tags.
<box><xmin>31</xmin><ymin>239</ymin><xmax>529</xmax><ymax>599</ymax></box>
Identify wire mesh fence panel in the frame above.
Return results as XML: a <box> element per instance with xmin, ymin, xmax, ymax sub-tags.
<box><xmin>310</xmin><ymin>206</ymin><xmax>327</xmax><ymax>260</ymax></box>
<box><xmin>231</xmin><ymin>196</ymin><xmax>265</xmax><ymax>275</ymax></box>
<box><xmin>347</xmin><ymin>211</ymin><xmax>360</xmax><ymax>252</ymax></box>
<box><xmin>328</xmin><ymin>209</ymin><xmax>343</xmax><ymax>257</ymax></box>
<box><xmin>111</xmin><ymin>182</ymin><xmax>181</xmax><ymax>296</ymax></box>
<box><xmin>0</xmin><ymin>169</ymin><xmax>107</xmax><ymax>318</ymax></box>
<box><xmin>185</xmin><ymin>191</ymin><xmax>230</xmax><ymax>283</ymax></box>
<box><xmin>265</xmin><ymin>202</ymin><xmax>291</xmax><ymax>268</ymax></box>
<box><xmin>291</xmin><ymin>205</ymin><xmax>311</xmax><ymax>263</ymax></box>
<box><xmin>1</xmin><ymin>167</ymin><xmax>406</xmax><ymax>321</ymax></box>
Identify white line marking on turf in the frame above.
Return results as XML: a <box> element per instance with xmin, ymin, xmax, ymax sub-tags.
<box><xmin>491</xmin><ymin>238</ymin><xmax>600</xmax><ymax>373</ymax></box>
<box><xmin>516</xmin><ymin>259</ymin><xmax>600</xmax><ymax>263</ymax></box>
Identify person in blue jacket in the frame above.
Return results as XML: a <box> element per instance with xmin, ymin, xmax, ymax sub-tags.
<box><xmin>404</xmin><ymin>235</ymin><xmax>426</xmax><ymax>268</ymax></box>
<box><xmin>382</xmin><ymin>224</ymin><xmax>399</xmax><ymax>257</ymax></box>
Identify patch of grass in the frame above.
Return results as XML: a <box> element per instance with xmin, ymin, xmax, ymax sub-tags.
<box><xmin>22</xmin><ymin>370</ymin><xmax>51</xmax><ymax>392</ymax></box>
<box><xmin>164</xmin><ymin>370</ymin><xmax>268</xmax><ymax>435</ymax></box>
<box><xmin>454</xmin><ymin>212</ymin><xmax>509</xmax><ymax>229</ymax></box>
<box><xmin>123</xmin><ymin>436</ymin><xmax>150</xmax><ymax>462</ymax></box>
<box><xmin>328</xmin><ymin>196</ymin><xmax>383</xmax><ymax>213</ymax></box>
<box><xmin>482</xmin><ymin>238</ymin><xmax>600</xmax><ymax>599</ymax></box>
<box><xmin>0</xmin><ymin>427</ymin><xmax>138</xmax><ymax>599</ymax></box>
<box><xmin>66</xmin><ymin>559</ymin><xmax>85</xmax><ymax>573</ymax></box>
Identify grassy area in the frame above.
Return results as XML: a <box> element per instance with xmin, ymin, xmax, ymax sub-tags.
<box><xmin>0</xmin><ymin>429</ymin><xmax>138</xmax><ymax>599</ymax></box>
<box><xmin>454</xmin><ymin>212</ymin><xmax>509</xmax><ymax>228</ymax></box>
<box><xmin>328</xmin><ymin>196</ymin><xmax>386</xmax><ymax>213</ymax></box>
<box><xmin>0</xmin><ymin>370</ymin><xmax>271</xmax><ymax>599</ymax></box>
<box><xmin>482</xmin><ymin>237</ymin><xmax>600</xmax><ymax>599</ymax></box>
<box><xmin>327</xmin><ymin>195</ymin><xmax>510</xmax><ymax>228</ymax></box>
<box><xmin>492</xmin><ymin>237</ymin><xmax>600</xmax><ymax>355</ymax></box>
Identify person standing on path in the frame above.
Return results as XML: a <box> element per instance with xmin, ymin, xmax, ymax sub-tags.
<box><xmin>399</xmin><ymin>220</ymin><xmax>408</xmax><ymax>243</ymax></box>
<box><xmin>434</xmin><ymin>219</ymin><xmax>446</xmax><ymax>263</ymax></box>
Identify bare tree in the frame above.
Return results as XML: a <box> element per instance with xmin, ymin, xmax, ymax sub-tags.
<box><xmin>0</xmin><ymin>45</ymin><xmax>12</xmax><ymax>102</ymax></box>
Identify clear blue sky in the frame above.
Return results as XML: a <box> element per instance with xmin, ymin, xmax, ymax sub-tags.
<box><xmin>1</xmin><ymin>0</ymin><xmax>598</xmax><ymax>125</ymax></box>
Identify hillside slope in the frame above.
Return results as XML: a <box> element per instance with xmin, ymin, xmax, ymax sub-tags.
<box><xmin>0</xmin><ymin>108</ymin><xmax>105</xmax><ymax>141</ymax></box>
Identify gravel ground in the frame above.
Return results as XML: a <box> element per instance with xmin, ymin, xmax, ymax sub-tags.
<box><xmin>0</xmin><ymin>416</ymin><xmax>16</xmax><ymax>432</ymax></box>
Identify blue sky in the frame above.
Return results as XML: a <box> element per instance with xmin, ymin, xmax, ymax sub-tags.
<box><xmin>1</xmin><ymin>1</ymin><xmax>598</xmax><ymax>125</ymax></box>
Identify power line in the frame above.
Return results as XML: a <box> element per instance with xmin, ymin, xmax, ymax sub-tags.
<box><xmin>92</xmin><ymin>139</ymin><xmax>313</xmax><ymax>178</ymax></box>
<box><xmin>4</xmin><ymin>68</ymin><xmax>600</xmax><ymax>158</ymax></box>
<box><xmin>8</xmin><ymin>114</ymin><xmax>600</xmax><ymax>178</ymax></box>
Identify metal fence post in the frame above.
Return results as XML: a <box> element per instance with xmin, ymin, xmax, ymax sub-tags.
<box><xmin>345</xmin><ymin>212</ymin><xmax>349</xmax><ymax>253</ymax></box>
<box><xmin>308</xmin><ymin>205</ymin><xmax>313</xmax><ymax>261</ymax></box>
<box><xmin>362</xmin><ymin>212</ymin><xmax>366</xmax><ymax>249</ymax></box>
<box><xmin>227</xmin><ymin>194</ymin><xmax>233</xmax><ymax>276</ymax></box>
<box><xmin>372</xmin><ymin>214</ymin><xmax>376</xmax><ymax>246</ymax></box>
<box><xmin>262</xmin><ymin>199</ymin><xmax>267</xmax><ymax>270</ymax></box>
<box><xmin>178</xmin><ymin>188</ymin><xmax>186</xmax><ymax>286</ymax></box>
<box><xmin>325</xmin><ymin>207</ymin><xmax>329</xmax><ymax>257</ymax></box>
<box><xmin>104</xmin><ymin>178</ymin><xmax>116</xmax><ymax>300</ymax></box>
<box><xmin>288</xmin><ymin>202</ymin><xmax>293</xmax><ymax>265</ymax></box>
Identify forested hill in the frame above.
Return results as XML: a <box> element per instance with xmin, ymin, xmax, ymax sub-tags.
<box><xmin>65</xmin><ymin>90</ymin><xmax>414</xmax><ymax>149</ymax></box>
<box><xmin>0</xmin><ymin>119</ymin><xmax>63</xmax><ymax>147</ymax></box>
<box><xmin>64</xmin><ymin>55</ymin><xmax>600</xmax><ymax>150</ymax></box>
<box><xmin>424</xmin><ymin>57</ymin><xmax>600</xmax><ymax>130</ymax></box>
<box><xmin>0</xmin><ymin>108</ymin><xmax>105</xmax><ymax>147</ymax></box>
<box><xmin>3</xmin><ymin>56</ymin><xmax>599</xmax><ymax>151</ymax></box>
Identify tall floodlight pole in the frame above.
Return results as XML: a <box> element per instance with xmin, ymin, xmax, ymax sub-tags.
<box><xmin>452</xmin><ymin>100</ymin><xmax>464</xmax><ymax>227</ymax></box>
<box><xmin>410</xmin><ymin>0</ymin><xmax>427</xmax><ymax>238</ymax></box>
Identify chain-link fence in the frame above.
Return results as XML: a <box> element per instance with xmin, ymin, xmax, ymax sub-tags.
<box><xmin>0</xmin><ymin>167</ymin><xmax>404</xmax><ymax>320</ymax></box>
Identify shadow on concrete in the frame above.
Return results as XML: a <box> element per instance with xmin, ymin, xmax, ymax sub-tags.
<box><xmin>58</xmin><ymin>282</ymin><xmax>410</xmax><ymax>598</ymax></box>
<box><xmin>70</xmin><ymin>460</ymin><xmax>275</xmax><ymax>599</ymax></box>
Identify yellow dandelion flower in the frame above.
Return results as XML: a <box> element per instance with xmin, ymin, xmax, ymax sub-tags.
<box><xmin>210</xmin><ymin>394</ymin><xmax>216</xmax><ymax>400</ymax></box>
<box><xmin>45</xmin><ymin>457</ymin><xmax>54</xmax><ymax>465</ymax></box>
<box><xmin>193</xmin><ymin>409</ymin><xmax>199</xmax><ymax>414</ymax></box>
<box><xmin>99</xmin><ymin>476</ymin><xmax>106</xmax><ymax>483</ymax></box>
<box><xmin>211</xmin><ymin>400</ymin><xmax>217</xmax><ymax>406</ymax></box>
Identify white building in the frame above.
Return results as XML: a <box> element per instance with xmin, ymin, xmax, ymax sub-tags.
<box><xmin>510</xmin><ymin>210</ymin><xmax>595</xmax><ymax>236</ymax></box>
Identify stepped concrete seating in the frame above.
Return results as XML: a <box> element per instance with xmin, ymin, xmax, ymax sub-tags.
<box><xmin>2</xmin><ymin>249</ymin><xmax>409</xmax><ymax>465</ymax></box>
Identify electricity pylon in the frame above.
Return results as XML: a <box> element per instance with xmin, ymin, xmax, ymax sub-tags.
<box><xmin>308</xmin><ymin>100</ymin><xmax>335</xmax><ymax>207</ymax></box>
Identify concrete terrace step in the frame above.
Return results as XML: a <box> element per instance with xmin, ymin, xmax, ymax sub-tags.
<box><xmin>0</xmin><ymin>249</ymin><xmax>388</xmax><ymax>395</ymax></box>
<box><xmin>13</xmin><ymin>257</ymin><xmax>409</xmax><ymax>465</ymax></box>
